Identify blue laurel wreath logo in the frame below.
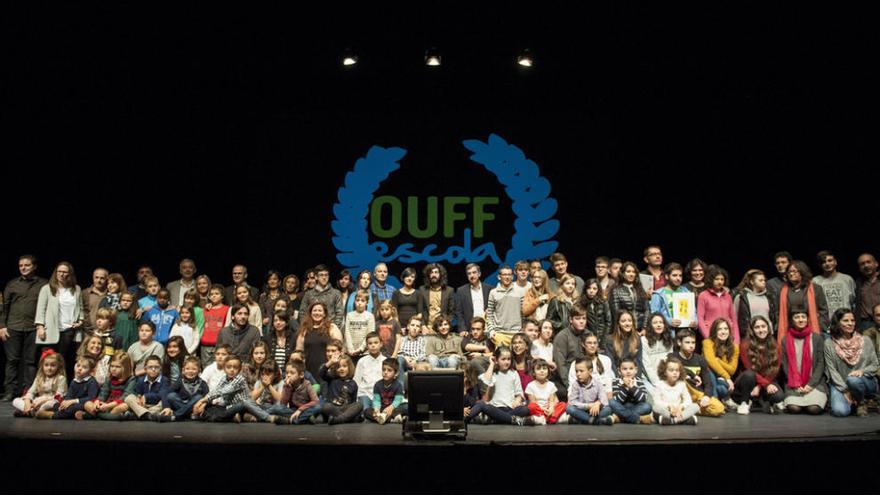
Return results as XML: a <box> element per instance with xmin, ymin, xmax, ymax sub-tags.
<box><xmin>332</xmin><ymin>134</ymin><xmax>558</xmax><ymax>286</ymax></box>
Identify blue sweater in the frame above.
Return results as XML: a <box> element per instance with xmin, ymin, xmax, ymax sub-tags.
<box><xmin>141</xmin><ymin>307</ymin><xmax>179</xmax><ymax>344</ymax></box>
<box><xmin>133</xmin><ymin>375</ymin><xmax>171</xmax><ymax>405</ymax></box>
<box><xmin>65</xmin><ymin>376</ymin><xmax>99</xmax><ymax>403</ymax></box>
<box><xmin>163</xmin><ymin>376</ymin><xmax>209</xmax><ymax>407</ymax></box>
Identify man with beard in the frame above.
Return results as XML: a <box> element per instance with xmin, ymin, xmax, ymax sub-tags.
<box><xmin>418</xmin><ymin>263</ymin><xmax>455</xmax><ymax>333</ymax></box>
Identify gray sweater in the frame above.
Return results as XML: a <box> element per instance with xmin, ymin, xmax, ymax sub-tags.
<box><xmin>824</xmin><ymin>336</ymin><xmax>879</xmax><ymax>392</ymax></box>
<box><xmin>486</xmin><ymin>284</ymin><xmax>522</xmax><ymax>335</ymax></box>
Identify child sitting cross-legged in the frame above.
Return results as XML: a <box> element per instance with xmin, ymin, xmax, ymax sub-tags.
<box><xmin>565</xmin><ymin>358</ymin><xmax>614</xmax><ymax>425</ymax></box>
<box><xmin>364</xmin><ymin>358</ymin><xmax>406</xmax><ymax>424</ymax></box>
<box><xmin>270</xmin><ymin>360</ymin><xmax>321</xmax><ymax>425</ymax></box>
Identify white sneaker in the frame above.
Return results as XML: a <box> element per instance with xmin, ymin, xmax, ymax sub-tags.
<box><xmin>724</xmin><ymin>398</ymin><xmax>738</xmax><ymax>410</ymax></box>
<box><xmin>377</xmin><ymin>413</ymin><xmax>387</xmax><ymax>424</ymax></box>
<box><xmin>532</xmin><ymin>415</ymin><xmax>547</xmax><ymax>425</ymax></box>
<box><xmin>737</xmin><ymin>401</ymin><xmax>751</xmax><ymax>415</ymax></box>
<box><xmin>557</xmin><ymin>413</ymin><xmax>570</xmax><ymax>424</ymax></box>
<box><xmin>390</xmin><ymin>414</ymin><xmax>404</xmax><ymax>423</ymax></box>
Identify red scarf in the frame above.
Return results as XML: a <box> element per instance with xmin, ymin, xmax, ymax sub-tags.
<box><xmin>776</xmin><ymin>283</ymin><xmax>820</xmax><ymax>347</ymax></box>
<box><xmin>784</xmin><ymin>326</ymin><xmax>813</xmax><ymax>389</ymax></box>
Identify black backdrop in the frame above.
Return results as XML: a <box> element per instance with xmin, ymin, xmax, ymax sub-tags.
<box><xmin>3</xmin><ymin>6</ymin><xmax>876</xmax><ymax>289</ymax></box>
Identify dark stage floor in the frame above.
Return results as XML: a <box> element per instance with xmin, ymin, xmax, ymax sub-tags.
<box><xmin>3</xmin><ymin>402</ymin><xmax>879</xmax><ymax>445</ymax></box>
<box><xmin>2</xmin><ymin>402</ymin><xmax>878</xmax><ymax>489</ymax></box>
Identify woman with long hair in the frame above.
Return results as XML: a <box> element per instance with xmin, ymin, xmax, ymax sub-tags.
<box><xmin>825</xmin><ymin>308</ymin><xmax>879</xmax><ymax>417</ymax></box>
<box><xmin>296</xmin><ymin>302</ymin><xmax>343</xmax><ymax>379</ymax></box>
<box><xmin>732</xmin><ymin>316</ymin><xmax>783</xmax><ymax>415</ymax></box>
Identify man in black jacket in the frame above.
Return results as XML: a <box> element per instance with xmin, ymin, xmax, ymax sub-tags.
<box><xmin>454</xmin><ymin>263</ymin><xmax>491</xmax><ymax>335</ymax></box>
<box><xmin>1</xmin><ymin>255</ymin><xmax>48</xmax><ymax>400</ymax></box>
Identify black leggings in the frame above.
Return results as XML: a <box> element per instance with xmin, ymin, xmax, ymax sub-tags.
<box><xmin>731</xmin><ymin>370</ymin><xmax>784</xmax><ymax>406</ymax></box>
<box><xmin>786</xmin><ymin>404</ymin><xmax>824</xmax><ymax>415</ymax></box>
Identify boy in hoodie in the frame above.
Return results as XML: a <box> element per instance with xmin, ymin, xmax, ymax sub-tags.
<box><xmin>141</xmin><ymin>289</ymin><xmax>178</xmax><ymax>345</ymax></box>
<box><xmin>486</xmin><ymin>266</ymin><xmax>523</xmax><ymax>347</ymax></box>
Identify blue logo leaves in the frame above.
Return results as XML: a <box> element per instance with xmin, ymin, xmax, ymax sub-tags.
<box><xmin>332</xmin><ymin>134</ymin><xmax>558</xmax><ymax>286</ymax></box>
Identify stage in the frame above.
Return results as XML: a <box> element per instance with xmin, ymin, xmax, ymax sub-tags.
<box><xmin>2</xmin><ymin>401</ymin><xmax>877</xmax><ymax>488</ymax></box>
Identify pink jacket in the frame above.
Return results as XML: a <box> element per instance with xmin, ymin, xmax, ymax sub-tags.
<box><xmin>697</xmin><ymin>290</ymin><xmax>740</xmax><ymax>345</ymax></box>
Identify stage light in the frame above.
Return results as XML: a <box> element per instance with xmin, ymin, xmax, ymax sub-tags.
<box><xmin>517</xmin><ymin>49</ymin><xmax>534</xmax><ymax>67</ymax></box>
<box><xmin>342</xmin><ymin>48</ymin><xmax>358</xmax><ymax>67</ymax></box>
<box><xmin>425</xmin><ymin>47</ymin><xmax>441</xmax><ymax>67</ymax></box>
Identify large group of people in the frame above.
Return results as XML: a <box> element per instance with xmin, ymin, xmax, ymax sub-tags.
<box><xmin>2</xmin><ymin>247</ymin><xmax>878</xmax><ymax>426</ymax></box>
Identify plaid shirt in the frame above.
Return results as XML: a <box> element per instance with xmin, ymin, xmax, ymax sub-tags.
<box><xmin>370</xmin><ymin>282</ymin><xmax>396</xmax><ymax>305</ymax></box>
<box><xmin>205</xmin><ymin>373</ymin><xmax>248</xmax><ymax>409</ymax></box>
<box><xmin>399</xmin><ymin>335</ymin><xmax>426</xmax><ymax>361</ymax></box>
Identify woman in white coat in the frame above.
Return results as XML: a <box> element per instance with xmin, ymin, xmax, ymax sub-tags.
<box><xmin>35</xmin><ymin>262</ymin><xmax>84</xmax><ymax>377</ymax></box>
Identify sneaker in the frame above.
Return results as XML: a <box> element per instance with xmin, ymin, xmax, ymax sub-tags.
<box><xmin>477</xmin><ymin>413</ymin><xmax>489</xmax><ymax>424</ymax></box>
<box><xmin>515</xmin><ymin>416</ymin><xmax>536</xmax><ymax>426</ymax></box>
<box><xmin>609</xmin><ymin>414</ymin><xmax>619</xmax><ymax>424</ymax></box>
<box><xmin>682</xmin><ymin>416</ymin><xmax>698</xmax><ymax>426</ymax></box>
<box><xmin>390</xmin><ymin>414</ymin><xmax>404</xmax><ymax>424</ymax></box>
<box><xmin>657</xmin><ymin>415</ymin><xmax>670</xmax><ymax>426</ymax></box>
<box><xmin>601</xmin><ymin>416</ymin><xmax>615</xmax><ymax>426</ymax></box>
<box><xmin>271</xmin><ymin>415</ymin><xmax>289</xmax><ymax>425</ymax></box>
<box><xmin>557</xmin><ymin>413</ymin><xmax>570</xmax><ymax>424</ymax></box>
<box><xmin>723</xmin><ymin>398</ymin><xmax>738</xmax><ymax>411</ymax></box>
<box><xmin>137</xmin><ymin>412</ymin><xmax>152</xmax><ymax>421</ymax></box>
<box><xmin>856</xmin><ymin>402</ymin><xmax>869</xmax><ymax>417</ymax></box>
<box><xmin>639</xmin><ymin>414</ymin><xmax>654</xmax><ymax>425</ymax></box>
<box><xmin>377</xmin><ymin>412</ymin><xmax>387</xmax><ymax>425</ymax></box>
<box><xmin>774</xmin><ymin>402</ymin><xmax>786</xmax><ymax>414</ymax></box>
<box><xmin>233</xmin><ymin>413</ymin><xmax>242</xmax><ymax>424</ymax></box>
<box><xmin>242</xmin><ymin>413</ymin><xmax>258</xmax><ymax>423</ymax></box>
<box><xmin>737</xmin><ymin>401</ymin><xmax>751</xmax><ymax>415</ymax></box>
<box><xmin>308</xmin><ymin>415</ymin><xmax>317</xmax><ymax>425</ymax></box>
<box><xmin>532</xmin><ymin>415</ymin><xmax>547</xmax><ymax>426</ymax></box>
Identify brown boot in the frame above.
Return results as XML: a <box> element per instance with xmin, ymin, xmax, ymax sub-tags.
<box><xmin>35</xmin><ymin>410</ymin><xmax>55</xmax><ymax>420</ymax></box>
<box><xmin>639</xmin><ymin>414</ymin><xmax>655</xmax><ymax>424</ymax></box>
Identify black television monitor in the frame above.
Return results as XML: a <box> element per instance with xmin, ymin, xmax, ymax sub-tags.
<box><xmin>404</xmin><ymin>370</ymin><xmax>466</xmax><ymax>438</ymax></box>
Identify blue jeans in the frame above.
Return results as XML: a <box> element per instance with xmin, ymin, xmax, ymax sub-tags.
<box><xmin>428</xmin><ymin>355</ymin><xmax>461</xmax><ymax>369</ymax></box>
<box><xmin>830</xmin><ymin>376</ymin><xmax>879</xmax><ymax>417</ymax></box>
<box><xmin>266</xmin><ymin>403</ymin><xmax>322</xmax><ymax>424</ymax></box>
<box><xmin>714</xmin><ymin>376</ymin><xmax>730</xmax><ymax>399</ymax></box>
<box><xmin>609</xmin><ymin>400</ymin><xmax>652</xmax><ymax>424</ymax></box>
<box><xmin>565</xmin><ymin>404</ymin><xmax>613</xmax><ymax>424</ymax></box>
<box><xmin>165</xmin><ymin>392</ymin><xmax>204</xmax><ymax>419</ymax></box>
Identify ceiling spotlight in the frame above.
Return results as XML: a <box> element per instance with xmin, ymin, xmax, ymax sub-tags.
<box><xmin>342</xmin><ymin>48</ymin><xmax>358</xmax><ymax>67</ymax></box>
<box><xmin>517</xmin><ymin>49</ymin><xmax>534</xmax><ymax>67</ymax></box>
<box><xmin>425</xmin><ymin>47</ymin><xmax>441</xmax><ymax>67</ymax></box>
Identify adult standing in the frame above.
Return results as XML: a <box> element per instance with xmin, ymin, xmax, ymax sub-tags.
<box><xmin>81</xmin><ymin>268</ymin><xmax>108</xmax><ymax>335</ymax></box>
<box><xmin>486</xmin><ymin>266</ymin><xmax>523</xmax><ymax>347</ymax></box>
<box><xmin>258</xmin><ymin>270</ymin><xmax>284</xmax><ymax>330</ymax></box>
<box><xmin>776</xmin><ymin>260</ymin><xmax>830</xmax><ymax>345</ymax></box>
<box><xmin>418</xmin><ymin>263</ymin><xmax>455</xmax><ymax>332</ymax></box>
<box><xmin>128</xmin><ymin>265</ymin><xmax>153</xmax><ymax>302</ymax></box>
<box><xmin>454</xmin><ymin>263</ymin><xmax>491</xmax><ymax>335</ymax></box>
<box><xmin>391</xmin><ymin>267</ymin><xmax>424</xmax><ymax>332</ymax></box>
<box><xmin>609</xmin><ymin>261</ymin><xmax>650</xmax><ymax>331</ymax></box>
<box><xmin>1</xmin><ymin>255</ymin><xmax>48</xmax><ymax>400</ymax></box>
<box><xmin>369</xmin><ymin>262</ymin><xmax>396</xmax><ymax>304</ymax></box>
<box><xmin>298</xmin><ymin>265</ymin><xmax>344</xmax><ymax>328</ymax></box>
<box><xmin>547</xmin><ymin>252</ymin><xmax>584</xmax><ymax>295</ymax></box>
<box><xmin>812</xmin><ymin>250</ymin><xmax>856</xmax><ymax>318</ymax></box>
<box><xmin>224</xmin><ymin>264</ymin><xmax>259</xmax><ymax>306</ymax></box>
<box><xmin>35</xmin><ymin>262</ymin><xmax>84</xmax><ymax>378</ymax></box>
<box><xmin>733</xmin><ymin>269</ymin><xmax>777</xmax><ymax>338</ymax></box>
<box><xmin>684</xmin><ymin>258</ymin><xmax>709</xmax><ymax>297</ymax></box>
<box><xmin>855</xmin><ymin>253</ymin><xmax>880</xmax><ymax>331</ymax></box>
<box><xmin>641</xmin><ymin>246</ymin><xmax>666</xmax><ymax>295</ymax></box>
<box><xmin>167</xmin><ymin>258</ymin><xmax>197</xmax><ymax>308</ymax></box>
<box><xmin>767</xmin><ymin>251</ymin><xmax>792</xmax><ymax>301</ymax></box>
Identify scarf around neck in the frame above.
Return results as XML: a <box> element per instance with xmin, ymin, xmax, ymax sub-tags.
<box><xmin>833</xmin><ymin>332</ymin><xmax>864</xmax><ymax>366</ymax></box>
<box><xmin>784</xmin><ymin>326</ymin><xmax>814</xmax><ymax>389</ymax></box>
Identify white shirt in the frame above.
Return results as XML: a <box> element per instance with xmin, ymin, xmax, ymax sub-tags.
<box><xmin>525</xmin><ymin>380</ymin><xmax>558</xmax><ymax>409</ymax></box>
<box><xmin>201</xmin><ymin>365</ymin><xmax>225</xmax><ymax>393</ymax></box>
<box><xmin>58</xmin><ymin>288</ymin><xmax>77</xmax><ymax>330</ymax></box>
<box><xmin>530</xmin><ymin>340</ymin><xmax>554</xmax><ymax>362</ymax></box>
<box><xmin>471</xmin><ymin>283</ymin><xmax>485</xmax><ymax>318</ymax></box>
